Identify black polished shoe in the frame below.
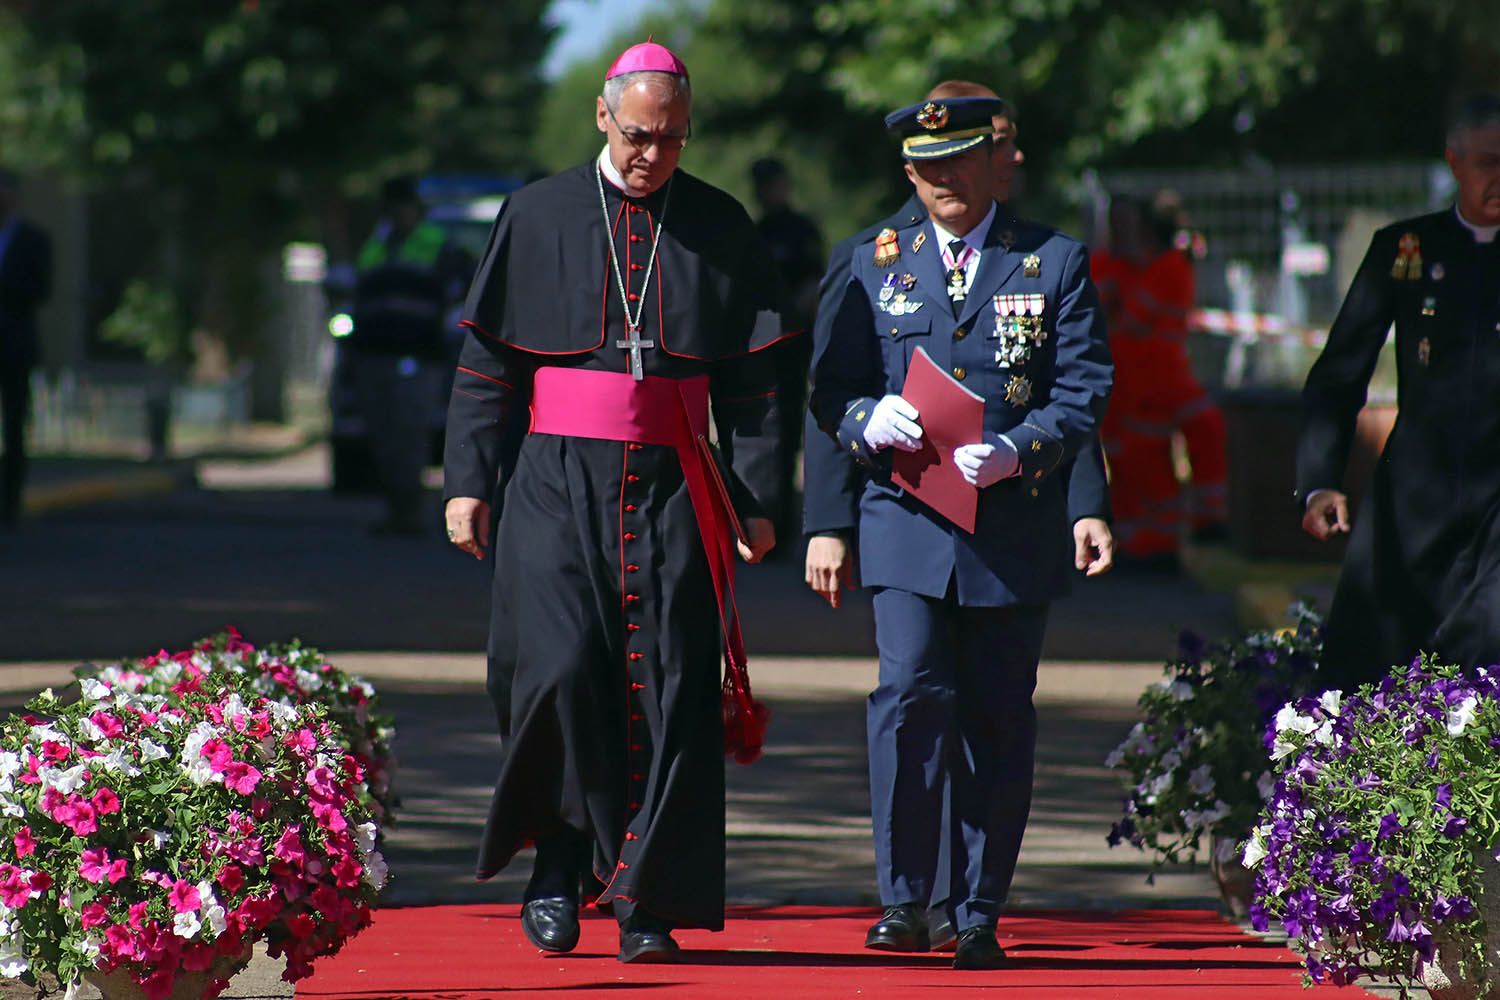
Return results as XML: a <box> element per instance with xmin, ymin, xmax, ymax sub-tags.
<box><xmin>952</xmin><ymin>926</ymin><xmax>1007</xmax><ymax>970</ymax></box>
<box><xmin>927</xmin><ymin>907</ymin><xmax>957</xmax><ymax>952</ymax></box>
<box><xmin>865</xmin><ymin>903</ymin><xmax>930</xmax><ymax>952</ymax></box>
<box><xmin>521</xmin><ymin>897</ymin><xmax>580</xmax><ymax>953</ymax></box>
<box><xmin>618</xmin><ymin>908</ymin><xmax>679</xmax><ymax>963</ymax></box>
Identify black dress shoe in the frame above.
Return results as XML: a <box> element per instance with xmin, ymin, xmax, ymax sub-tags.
<box><xmin>521</xmin><ymin>897</ymin><xmax>580</xmax><ymax>953</ymax></box>
<box><xmin>952</xmin><ymin>926</ymin><xmax>1007</xmax><ymax>970</ymax></box>
<box><xmin>618</xmin><ymin>928</ymin><xmax>679</xmax><ymax>963</ymax></box>
<box><xmin>865</xmin><ymin>903</ymin><xmax>930</xmax><ymax>952</ymax></box>
<box><xmin>927</xmin><ymin>908</ymin><xmax>957</xmax><ymax>952</ymax></box>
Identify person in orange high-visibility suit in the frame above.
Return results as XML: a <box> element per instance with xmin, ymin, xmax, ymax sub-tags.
<box><xmin>1092</xmin><ymin>196</ymin><xmax>1226</xmax><ymax>568</ymax></box>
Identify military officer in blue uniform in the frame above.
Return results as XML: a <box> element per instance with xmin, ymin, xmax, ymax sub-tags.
<box><xmin>1298</xmin><ymin>92</ymin><xmax>1500</xmax><ymax>687</ymax></box>
<box><xmin>809</xmin><ymin>96</ymin><xmax>1112</xmax><ymax>970</ymax></box>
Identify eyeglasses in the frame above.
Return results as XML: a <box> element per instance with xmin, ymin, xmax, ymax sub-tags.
<box><xmin>606</xmin><ymin>104</ymin><xmax>691</xmax><ymax>152</ymax></box>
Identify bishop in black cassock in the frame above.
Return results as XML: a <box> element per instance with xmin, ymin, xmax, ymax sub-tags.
<box><xmin>442</xmin><ymin>43</ymin><xmax>789</xmax><ymax>963</ymax></box>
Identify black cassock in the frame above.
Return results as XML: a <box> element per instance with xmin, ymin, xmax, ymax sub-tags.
<box><xmin>1297</xmin><ymin>209</ymin><xmax>1500</xmax><ymax>687</ymax></box>
<box><xmin>443</xmin><ymin>159</ymin><xmax>787</xmax><ymax>929</ymax></box>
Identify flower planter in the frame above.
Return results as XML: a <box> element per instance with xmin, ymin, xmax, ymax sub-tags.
<box><xmin>1420</xmin><ymin>853</ymin><xmax>1500</xmax><ymax>1000</ymax></box>
<box><xmin>1211</xmin><ymin>833</ymin><xmax>1255</xmax><ymax>919</ymax></box>
<box><xmin>83</xmin><ymin>941</ymin><xmax>253</xmax><ymax>1000</ymax></box>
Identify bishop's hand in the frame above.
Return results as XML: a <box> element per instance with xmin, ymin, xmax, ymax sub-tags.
<box><xmin>445</xmin><ymin>497</ymin><xmax>492</xmax><ymax>560</ymax></box>
<box><xmin>863</xmin><ymin>395</ymin><xmax>923</xmax><ymax>452</ymax></box>
<box><xmin>738</xmin><ymin>517</ymin><xmax>775</xmax><ymax>564</ymax></box>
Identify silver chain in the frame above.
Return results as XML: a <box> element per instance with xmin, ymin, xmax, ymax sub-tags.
<box><xmin>596</xmin><ymin>165</ymin><xmax>673</xmax><ymax>333</ymax></box>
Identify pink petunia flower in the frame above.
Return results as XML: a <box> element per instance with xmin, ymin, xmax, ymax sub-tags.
<box><xmin>167</xmin><ymin>878</ymin><xmax>201</xmax><ymax>914</ymax></box>
<box><xmin>273</xmin><ymin>827</ymin><xmax>305</xmax><ymax>867</ymax></box>
<box><xmin>89</xmin><ymin>712</ymin><xmax>126</xmax><ymax>739</ymax></box>
<box><xmin>79</xmin><ymin>848</ymin><xmax>117</xmax><ymax>884</ymax></box>
<box><xmin>13</xmin><ymin>826</ymin><xmax>35</xmax><ymax>858</ymax></box>
<box><xmin>222</xmin><ymin>760</ymin><xmax>262</xmax><ymax>795</ymax></box>
<box><xmin>216</xmin><ymin>863</ymin><xmax>244</xmax><ymax>894</ymax></box>
<box><xmin>92</xmin><ymin>786</ymin><xmax>122</xmax><ymax>815</ymax></box>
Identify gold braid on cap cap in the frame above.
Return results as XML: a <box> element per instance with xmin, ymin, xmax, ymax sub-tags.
<box><xmin>901</xmin><ymin>126</ymin><xmax>991</xmax><ymax>158</ymax></box>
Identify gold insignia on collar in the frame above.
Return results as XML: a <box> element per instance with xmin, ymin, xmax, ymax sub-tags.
<box><xmin>874</xmin><ymin>228</ymin><xmax>900</xmax><ymax>267</ymax></box>
<box><xmin>1024</xmin><ymin>253</ymin><xmax>1041</xmax><ymax>278</ymax></box>
<box><xmin>912</xmin><ymin>231</ymin><xmax>927</xmax><ymax>254</ymax></box>
<box><xmin>1004</xmin><ymin>375</ymin><xmax>1033</xmax><ymax>407</ymax></box>
<box><xmin>916</xmin><ymin>102</ymin><xmax>949</xmax><ymax>131</ymax></box>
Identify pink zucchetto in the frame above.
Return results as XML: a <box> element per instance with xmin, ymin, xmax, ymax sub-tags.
<box><xmin>604</xmin><ymin>36</ymin><xmax>689</xmax><ymax>81</ymax></box>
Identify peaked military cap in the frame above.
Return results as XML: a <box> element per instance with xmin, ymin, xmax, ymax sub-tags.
<box><xmin>884</xmin><ymin>96</ymin><xmax>1004</xmax><ymax>160</ymax></box>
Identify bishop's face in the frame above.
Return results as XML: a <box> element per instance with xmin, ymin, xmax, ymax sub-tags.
<box><xmin>1446</xmin><ymin>123</ymin><xmax>1500</xmax><ymax>228</ymax></box>
<box><xmin>904</xmin><ymin>143</ymin><xmax>997</xmax><ymax>237</ymax></box>
<box><xmin>596</xmin><ymin>80</ymin><xmax>691</xmax><ymax>198</ymax></box>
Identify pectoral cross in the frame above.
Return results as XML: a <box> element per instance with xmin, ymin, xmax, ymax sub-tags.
<box><xmin>617</xmin><ymin>325</ymin><xmax>655</xmax><ymax>380</ymax></box>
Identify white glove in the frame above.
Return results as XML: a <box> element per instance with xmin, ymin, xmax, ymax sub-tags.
<box><xmin>953</xmin><ymin>432</ymin><xmax>1020</xmax><ymax>488</ymax></box>
<box><xmin>862</xmin><ymin>395</ymin><xmax>923</xmax><ymax>452</ymax></box>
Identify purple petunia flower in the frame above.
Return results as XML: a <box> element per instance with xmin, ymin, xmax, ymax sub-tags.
<box><xmin>1348</xmin><ymin>840</ymin><xmax>1375</xmax><ymax>865</ymax></box>
<box><xmin>1442</xmin><ymin>815</ymin><xmax>1469</xmax><ymax>838</ymax></box>
<box><xmin>1435</xmin><ymin>783</ymin><xmax>1453</xmax><ymax>808</ymax></box>
<box><xmin>1377</xmin><ymin>812</ymin><xmax>1403</xmax><ymax>839</ymax></box>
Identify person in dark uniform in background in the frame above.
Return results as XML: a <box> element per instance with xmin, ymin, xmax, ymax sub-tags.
<box><xmin>809</xmin><ymin>96</ymin><xmax>1111</xmax><ymax>970</ymax></box>
<box><xmin>348</xmin><ymin>176</ymin><xmax>470</xmax><ymax>535</ymax></box>
<box><xmin>805</xmin><ymin>82</ymin><xmax>1113</xmax><ymax>612</ymax></box>
<box><xmin>750</xmin><ymin>157</ymin><xmax>823</xmax><ymax>546</ymax></box>
<box><xmin>1298</xmin><ymin>92</ymin><xmax>1500</xmax><ymax>689</ymax></box>
<box><xmin>442</xmin><ymin>40</ymin><xmax>786</xmax><ymax>965</ymax></box>
<box><xmin>0</xmin><ymin>171</ymin><xmax>51</xmax><ymax>529</ymax></box>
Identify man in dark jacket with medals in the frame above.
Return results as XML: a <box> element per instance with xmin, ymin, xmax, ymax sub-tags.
<box><xmin>805</xmin><ymin>82</ymin><xmax>1113</xmax><ymax>610</ymax></box>
<box><xmin>1298</xmin><ymin>93</ymin><xmax>1500</xmax><ymax>687</ymax></box>
<box><xmin>809</xmin><ymin>96</ymin><xmax>1111</xmax><ymax>969</ymax></box>
<box><xmin>442</xmin><ymin>40</ymin><xmax>786</xmax><ymax>963</ymax></box>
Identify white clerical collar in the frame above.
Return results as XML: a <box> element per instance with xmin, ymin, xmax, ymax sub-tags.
<box><xmin>1456</xmin><ymin>205</ymin><xmax>1499</xmax><ymax>244</ymax></box>
<box><xmin>930</xmin><ymin>201</ymin><xmax>998</xmax><ymax>256</ymax></box>
<box><xmin>597</xmin><ymin>146</ymin><xmax>629</xmax><ymax>193</ymax></box>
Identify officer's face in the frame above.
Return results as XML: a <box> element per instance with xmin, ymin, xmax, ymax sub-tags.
<box><xmin>596</xmin><ymin>79</ymin><xmax>692</xmax><ymax>198</ymax></box>
<box><xmin>991</xmin><ymin>115</ymin><xmax>1024</xmax><ymax>202</ymax></box>
<box><xmin>904</xmin><ymin>144</ymin><xmax>997</xmax><ymax>236</ymax></box>
<box><xmin>1446</xmin><ymin>124</ymin><xmax>1500</xmax><ymax>228</ymax></box>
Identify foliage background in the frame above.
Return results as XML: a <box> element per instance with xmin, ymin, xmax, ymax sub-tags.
<box><xmin>0</xmin><ymin>0</ymin><xmax>1494</xmax><ymax>397</ymax></box>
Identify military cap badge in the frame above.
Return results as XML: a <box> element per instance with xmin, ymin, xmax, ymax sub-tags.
<box><xmin>874</xmin><ymin>227</ymin><xmax>900</xmax><ymax>267</ymax></box>
<box><xmin>916</xmin><ymin>102</ymin><xmax>949</xmax><ymax>131</ymax></box>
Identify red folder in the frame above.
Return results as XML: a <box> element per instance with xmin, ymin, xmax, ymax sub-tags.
<box><xmin>892</xmin><ymin>346</ymin><xmax>984</xmax><ymax>533</ymax></box>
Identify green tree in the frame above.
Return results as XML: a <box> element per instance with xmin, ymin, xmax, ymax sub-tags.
<box><xmin>0</xmin><ymin>1</ymin><xmax>554</xmax><ymax>417</ymax></box>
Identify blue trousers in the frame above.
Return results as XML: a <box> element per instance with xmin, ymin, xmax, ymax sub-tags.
<box><xmin>868</xmin><ymin>586</ymin><xmax>1048</xmax><ymax>932</ymax></box>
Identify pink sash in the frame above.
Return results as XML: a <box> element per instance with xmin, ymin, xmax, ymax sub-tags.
<box><xmin>528</xmin><ymin>366</ymin><xmax>768</xmax><ymax>763</ymax></box>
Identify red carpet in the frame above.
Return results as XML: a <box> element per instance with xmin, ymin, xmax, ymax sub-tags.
<box><xmin>296</xmin><ymin>904</ymin><xmax>1353</xmax><ymax>998</ymax></box>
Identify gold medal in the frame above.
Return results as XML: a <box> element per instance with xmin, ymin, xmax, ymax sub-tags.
<box><xmin>874</xmin><ymin>228</ymin><xmax>900</xmax><ymax>267</ymax></box>
<box><xmin>1004</xmin><ymin>374</ymin><xmax>1033</xmax><ymax>406</ymax></box>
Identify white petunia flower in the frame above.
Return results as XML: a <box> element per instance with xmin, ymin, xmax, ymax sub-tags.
<box><xmin>39</xmin><ymin>763</ymin><xmax>88</xmax><ymax>794</ymax></box>
<box><xmin>100</xmin><ymin>749</ymin><xmax>141</xmax><ymax>778</ymax></box>
<box><xmin>179</xmin><ymin>721</ymin><xmax>222</xmax><ymax>786</ymax></box>
<box><xmin>1448</xmin><ymin>696</ymin><xmax>1479</xmax><ymax>737</ymax></box>
<box><xmin>362</xmin><ymin>850</ymin><xmax>389</xmax><ymax>891</ymax></box>
<box><xmin>1242</xmin><ymin>826</ymin><xmax>1270</xmax><ymax>868</ymax></box>
<box><xmin>0</xmin><ymin>935</ymin><xmax>27</xmax><ymax>978</ymax></box>
<box><xmin>1187</xmin><ymin>764</ymin><xmax>1216</xmax><ymax>797</ymax></box>
<box><xmin>353</xmin><ymin>821</ymin><xmax>378</xmax><ymax>856</ymax></box>
<box><xmin>79</xmin><ymin>678</ymin><xmax>112</xmax><ymax>703</ymax></box>
<box><xmin>1318</xmin><ymin>689</ymin><xmax>1341</xmax><ymax>715</ymax></box>
<box><xmin>172</xmin><ymin>911</ymin><xmax>202</xmax><ymax>939</ymax></box>
<box><xmin>1256</xmin><ymin>770</ymin><xmax>1276</xmax><ymax>801</ymax></box>
<box><xmin>138</xmin><ymin>739</ymin><xmax>169</xmax><ymax>763</ymax></box>
<box><xmin>1273</xmin><ymin>704</ymin><xmax>1317</xmax><ymax>735</ymax></box>
<box><xmin>149</xmin><ymin>830</ymin><xmax>171</xmax><ymax>849</ymax></box>
<box><xmin>0</xmin><ymin>753</ymin><xmax>19</xmax><ymax>780</ymax></box>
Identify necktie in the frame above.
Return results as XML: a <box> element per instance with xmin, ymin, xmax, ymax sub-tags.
<box><xmin>944</xmin><ymin>239</ymin><xmax>971</xmax><ymax>304</ymax></box>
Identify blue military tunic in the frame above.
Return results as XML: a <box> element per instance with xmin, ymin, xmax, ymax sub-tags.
<box><xmin>810</xmin><ymin>204</ymin><xmax>1112</xmax><ymax>605</ymax></box>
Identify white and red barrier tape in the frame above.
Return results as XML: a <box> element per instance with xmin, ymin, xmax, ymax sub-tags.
<box><xmin>1189</xmin><ymin>308</ymin><xmax>1326</xmax><ymax>347</ymax></box>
